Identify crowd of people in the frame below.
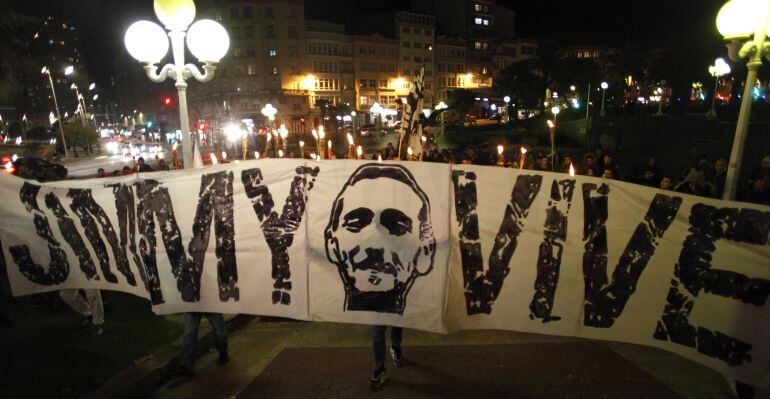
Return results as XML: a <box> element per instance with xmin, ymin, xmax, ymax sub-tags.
<box><xmin>98</xmin><ymin>142</ymin><xmax>770</xmax><ymax>207</ymax></box>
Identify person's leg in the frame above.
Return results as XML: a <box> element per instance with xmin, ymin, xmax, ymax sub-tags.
<box><xmin>59</xmin><ymin>290</ymin><xmax>91</xmax><ymax>319</ymax></box>
<box><xmin>390</xmin><ymin>327</ymin><xmax>404</xmax><ymax>367</ymax></box>
<box><xmin>372</xmin><ymin>325</ymin><xmax>387</xmax><ymax>371</ymax></box>
<box><xmin>83</xmin><ymin>289</ymin><xmax>104</xmax><ymax>326</ymax></box>
<box><xmin>370</xmin><ymin>325</ymin><xmax>388</xmax><ymax>389</ymax></box>
<box><xmin>204</xmin><ymin>313</ymin><xmax>229</xmax><ymax>365</ymax></box>
<box><xmin>180</xmin><ymin>313</ymin><xmax>203</xmax><ymax>374</ymax></box>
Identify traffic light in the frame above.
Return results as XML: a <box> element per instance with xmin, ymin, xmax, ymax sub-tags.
<box><xmin>163</xmin><ymin>97</ymin><xmax>172</xmax><ymax>106</ymax></box>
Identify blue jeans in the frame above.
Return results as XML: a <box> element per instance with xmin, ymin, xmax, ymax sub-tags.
<box><xmin>372</xmin><ymin>325</ymin><xmax>402</xmax><ymax>370</ymax></box>
<box><xmin>180</xmin><ymin>313</ymin><xmax>228</xmax><ymax>370</ymax></box>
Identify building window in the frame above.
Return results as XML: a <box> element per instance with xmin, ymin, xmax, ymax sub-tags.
<box><xmin>271</xmin><ymin>66</ymin><xmax>279</xmax><ymax>75</ymax></box>
<box><xmin>231</xmin><ymin>27</ymin><xmax>241</xmax><ymax>40</ymax></box>
<box><xmin>247</xmin><ymin>65</ymin><xmax>256</xmax><ymax>75</ymax></box>
<box><xmin>267</xmin><ymin>26</ymin><xmax>274</xmax><ymax>38</ymax></box>
<box><xmin>360</xmin><ymin>96</ymin><xmax>369</xmax><ymax>105</ymax></box>
<box><xmin>474</xmin><ymin>41</ymin><xmax>488</xmax><ymax>50</ymax></box>
<box><xmin>425</xmin><ymin>29</ymin><xmax>432</xmax><ymax>36</ymax></box>
<box><xmin>246</xmin><ymin>47</ymin><xmax>256</xmax><ymax>57</ymax></box>
<box><xmin>369</xmin><ymin>79</ymin><xmax>376</xmax><ymax>87</ymax></box>
<box><xmin>289</xmin><ymin>45</ymin><xmax>298</xmax><ymax>56</ymax></box>
<box><xmin>232</xmin><ymin>47</ymin><xmax>242</xmax><ymax>58</ymax></box>
<box><xmin>265</xmin><ymin>6</ymin><xmax>274</xmax><ymax>18</ymax></box>
<box><xmin>213</xmin><ymin>9</ymin><xmax>222</xmax><ymax>21</ymax></box>
<box><xmin>474</xmin><ymin>17</ymin><xmax>482</xmax><ymax>25</ymax></box>
<box><xmin>402</xmin><ymin>26</ymin><xmax>410</xmax><ymax>33</ymax></box>
<box><xmin>243</xmin><ymin>26</ymin><xmax>254</xmax><ymax>38</ymax></box>
<box><xmin>380</xmin><ymin>80</ymin><xmax>388</xmax><ymax>88</ymax></box>
<box><xmin>269</xmin><ymin>49</ymin><xmax>277</xmax><ymax>57</ymax></box>
<box><xmin>243</xmin><ymin>6</ymin><xmax>252</xmax><ymax>18</ymax></box>
<box><xmin>414</xmin><ymin>42</ymin><xmax>421</xmax><ymax>48</ymax></box>
<box><xmin>230</xmin><ymin>7</ymin><xmax>239</xmax><ymax>19</ymax></box>
<box><xmin>359</xmin><ymin>79</ymin><xmax>367</xmax><ymax>88</ymax></box>
<box><xmin>402</xmin><ymin>41</ymin><xmax>410</xmax><ymax>47</ymax></box>
<box><xmin>288</xmin><ymin>26</ymin><xmax>297</xmax><ymax>39</ymax></box>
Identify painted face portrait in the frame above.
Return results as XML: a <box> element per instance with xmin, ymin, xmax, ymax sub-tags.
<box><xmin>324</xmin><ymin>164</ymin><xmax>436</xmax><ymax>314</ymax></box>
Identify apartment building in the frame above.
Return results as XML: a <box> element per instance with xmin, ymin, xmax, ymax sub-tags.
<box><xmin>305</xmin><ymin>20</ymin><xmax>356</xmax><ymax>108</ymax></box>
<box><xmin>435</xmin><ymin>36</ymin><xmax>467</xmax><ymax>102</ymax></box>
<box><xmin>192</xmin><ymin>0</ymin><xmax>310</xmax><ymax>132</ymax></box>
<box><xmin>352</xmin><ymin>34</ymin><xmax>402</xmax><ymax>110</ymax></box>
<box><xmin>394</xmin><ymin>11</ymin><xmax>437</xmax><ymax>108</ymax></box>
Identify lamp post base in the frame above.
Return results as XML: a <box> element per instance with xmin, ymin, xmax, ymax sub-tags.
<box><xmin>706</xmin><ymin>109</ymin><xmax>718</xmax><ymax>119</ymax></box>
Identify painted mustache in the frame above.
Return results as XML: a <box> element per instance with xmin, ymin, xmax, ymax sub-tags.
<box><xmin>348</xmin><ymin>246</ymin><xmax>399</xmax><ymax>277</ymax></box>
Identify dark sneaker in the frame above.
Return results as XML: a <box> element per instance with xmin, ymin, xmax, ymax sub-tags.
<box><xmin>81</xmin><ymin>315</ymin><xmax>92</xmax><ymax>326</ymax></box>
<box><xmin>369</xmin><ymin>368</ymin><xmax>387</xmax><ymax>390</ymax></box>
<box><xmin>92</xmin><ymin>325</ymin><xmax>104</xmax><ymax>336</ymax></box>
<box><xmin>390</xmin><ymin>346</ymin><xmax>403</xmax><ymax>368</ymax></box>
<box><xmin>217</xmin><ymin>351</ymin><xmax>230</xmax><ymax>365</ymax></box>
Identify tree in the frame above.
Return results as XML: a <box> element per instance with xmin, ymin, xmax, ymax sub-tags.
<box><xmin>494</xmin><ymin>61</ymin><xmax>545</xmax><ymax>110</ymax></box>
<box><xmin>550</xmin><ymin>57</ymin><xmax>602</xmax><ymax>93</ymax></box>
<box><xmin>63</xmin><ymin>120</ymin><xmax>98</xmax><ymax>156</ymax></box>
<box><xmin>447</xmin><ymin>89</ymin><xmax>476</xmax><ymax>116</ymax></box>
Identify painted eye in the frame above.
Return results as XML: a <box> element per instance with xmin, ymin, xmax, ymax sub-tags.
<box><xmin>380</xmin><ymin>208</ymin><xmax>412</xmax><ymax>237</ymax></box>
<box><xmin>342</xmin><ymin>207</ymin><xmax>374</xmax><ymax>233</ymax></box>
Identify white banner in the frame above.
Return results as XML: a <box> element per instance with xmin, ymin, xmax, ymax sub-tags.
<box><xmin>0</xmin><ymin>160</ymin><xmax>768</xmax><ymax>393</ymax></box>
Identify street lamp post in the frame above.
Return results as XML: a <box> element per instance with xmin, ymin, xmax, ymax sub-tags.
<box><xmin>41</xmin><ymin>66</ymin><xmax>69</xmax><ymax>158</ymax></box>
<box><xmin>600</xmin><ymin>82</ymin><xmax>609</xmax><ymax>116</ymax></box>
<box><xmin>655</xmin><ymin>87</ymin><xmax>665</xmax><ymax>116</ymax></box>
<box><xmin>707</xmin><ymin>58</ymin><xmax>732</xmax><ymax>119</ymax></box>
<box><xmin>261</xmin><ymin>103</ymin><xmax>277</xmax><ymax>155</ymax></box>
<box><xmin>124</xmin><ymin>0</ymin><xmax>230</xmax><ymax>169</ymax></box>
<box><xmin>550</xmin><ymin>106</ymin><xmax>560</xmax><ymax>171</ymax></box>
<box><xmin>717</xmin><ymin>0</ymin><xmax>770</xmax><ymax>200</ymax></box>
<box><xmin>435</xmin><ymin>101</ymin><xmax>448</xmax><ymax>137</ymax></box>
<box><xmin>503</xmin><ymin>95</ymin><xmax>511</xmax><ymax>122</ymax></box>
<box><xmin>370</xmin><ymin>102</ymin><xmax>384</xmax><ymax>131</ymax></box>
<box><xmin>70</xmin><ymin>84</ymin><xmax>87</xmax><ymax>125</ymax></box>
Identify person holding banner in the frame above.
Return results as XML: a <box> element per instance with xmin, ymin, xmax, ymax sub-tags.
<box><xmin>59</xmin><ymin>289</ymin><xmax>104</xmax><ymax>335</ymax></box>
<box><xmin>179</xmin><ymin>312</ymin><xmax>229</xmax><ymax>378</ymax></box>
<box><xmin>370</xmin><ymin>325</ymin><xmax>404</xmax><ymax>390</ymax></box>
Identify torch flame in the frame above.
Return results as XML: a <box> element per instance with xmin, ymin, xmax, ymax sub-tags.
<box><xmin>497</xmin><ymin>145</ymin><xmax>504</xmax><ymax>155</ymax></box>
<box><xmin>407</xmin><ymin>147</ymin><xmax>413</xmax><ymax>156</ymax></box>
<box><xmin>312</xmin><ymin>129</ymin><xmax>318</xmax><ymax>140</ymax></box>
<box><xmin>255</xmin><ymin>151</ymin><xmax>260</xmax><ymax>160</ymax></box>
<box><xmin>377</xmin><ymin>154</ymin><xmax>383</xmax><ymax>162</ymax></box>
<box><xmin>569</xmin><ymin>163</ymin><xmax>575</xmax><ymax>177</ymax></box>
<box><xmin>327</xmin><ymin>140</ymin><xmax>332</xmax><ymax>148</ymax></box>
<box><xmin>356</xmin><ymin>145</ymin><xmax>362</xmax><ymax>157</ymax></box>
<box><xmin>266</xmin><ymin>132</ymin><xmax>272</xmax><ymax>142</ymax></box>
<box><xmin>299</xmin><ymin>140</ymin><xmax>305</xmax><ymax>147</ymax></box>
<box><xmin>278</xmin><ymin>149</ymin><xmax>284</xmax><ymax>158</ymax></box>
<box><xmin>520</xmin><ymin>147</ymin><xmax>528</xmax><ymax>155</ymax></box>
<box><xmin>347</xmin><ymin>133</ymin><xmax>354</xmax><ymax>146</ymax></box>
<box><xmin>319</xmin><ymin>126</ymin><xmax>325</xmax><ymax>139</ymax></box>
<box><xmin>310</xmin><ymin>153</ymin><xmax>317</xmax><ymax>160</ymax></box>
<box><xmin>221</xmin><ymin>151</ymin><xmax>227</xmax><ymax>160</ymax></box>
<box><xmin>421</xmin><ymin>135</ymin><xmax>427</xmax><ymax>142</ymax></box>
<box><xmin>211</xmin><ymin>153</ymin><xmax>218</xmax><ymax>165</ymax></box>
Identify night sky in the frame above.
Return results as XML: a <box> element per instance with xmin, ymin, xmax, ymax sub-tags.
<box><xmin>11</xmin><ymin>0</ymin><xmax>728</xmax><ymax>84</ymax></box>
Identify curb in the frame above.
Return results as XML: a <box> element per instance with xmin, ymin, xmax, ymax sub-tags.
<box><xmin>83</xmin><ymin>314</ymin><xmax>256</xmax><ymax>399</ymax></box>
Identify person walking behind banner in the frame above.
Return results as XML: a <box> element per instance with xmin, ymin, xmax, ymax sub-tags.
<box><xmin>59</xmin><ymin>289</ymin><xmax>104</xmax><ymax>335</ymax></box>
<box><xmin>370</xmin><ymin>325</ymin><xmax>404</xmax><ymax>390</ymax></box>
<box><xmin>179</xmin><ymin>313</ymin><xmax>229</xmax><ymax>378</ymax></box>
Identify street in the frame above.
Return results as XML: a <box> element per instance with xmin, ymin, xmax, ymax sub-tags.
<box><xmin>149</xmin><ymin>319</ymin><xmax>734</xmax><ymax>399</ymax></box>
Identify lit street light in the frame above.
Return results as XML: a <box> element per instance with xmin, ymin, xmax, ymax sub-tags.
<box><xmin>370</xmin><ymin>102</ymin><xmax>384</xmax><ymax>131</ymax></box>
<box><xmin>434</xmin><ymin>101</ymin><xmax>448</xmax><ymax>137</ymax></box>
<box><xmin>716</xmin><ymin>0</ymin><xmax>770</xmax><ymax>200</ymax></box>
<box><xmin>600</xmin><ymin>81</ymin><xmax>609</xmax><ymax>116</ymax></box>
<box><xmin>124</xmin><ymin>0</ymin><xmax>230</xmax><ymax>169</ymax></box>
<box><xmin>41</xmin><ymin>66</ymin><xmax>69</xmax><ymax>158</ymax></box>
<box><xmin>655</xmin><ymin>87</ymin><xmax>665</xmax><ymax>116</ymax></box>
<box><xmin>706</xmin><ymin>58</ymin><xmax>731</xmax><ymax>119</ymax></box>
<box><xmin>547</xmin><ymin>120</ymin><xmax>556</xmax><ymax>171</ymax></box>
